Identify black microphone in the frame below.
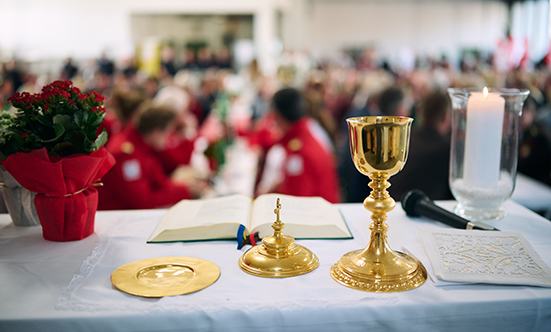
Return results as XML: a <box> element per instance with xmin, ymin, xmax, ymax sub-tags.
<box><xmin>401</xmin><ymin>189</ymin><xmax>499</xmax><ymax>231</ymax></box>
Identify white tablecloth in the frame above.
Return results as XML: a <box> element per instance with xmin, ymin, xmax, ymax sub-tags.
<box><xmin>1</xmin><ymin>200</ymin><xmax>551</xmax><ymax>332</ymax></box>
<box><xmin>512</xmin><ymin>173</ymin><xmax>551</xmax><ymax>212</ymax></box>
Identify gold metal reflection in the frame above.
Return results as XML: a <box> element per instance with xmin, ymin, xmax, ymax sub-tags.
<box><xmin>111</xmin><ymin>257</ymin><xmax>220</xmax><ymax>297</ymax></box>
<box><xmin>331</xmin><ymin>116</ymin><xmax>427</xmax><ymax>292</ymax></box>
<box><xmin>239</xmin><ymin>198</ymin><xmax>319</xmax><ymax>278</ymax></box>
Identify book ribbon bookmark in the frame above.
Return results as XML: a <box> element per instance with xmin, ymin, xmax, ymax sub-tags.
<box><xmin>236</xmin><ymin>224</ymin><xmax>261</xmax><ymax>250</ymax></box>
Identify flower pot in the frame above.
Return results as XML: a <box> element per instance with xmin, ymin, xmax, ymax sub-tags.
<box><xmin>0</xmin><ymin>167</ymin><xmax>40</xmax><ymax>226</ymax></box>
<box><xmin>1</xmin><ymin>147</ymin><xmax>115</xmax><ymax>241</ymax></box>
<box><xmin>1</xmin><ymin>80</ymin><xmax>114</xmax><ymax>240</ymax></box>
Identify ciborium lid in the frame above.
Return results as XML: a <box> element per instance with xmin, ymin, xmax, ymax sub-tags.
<box><xmin>238</xmin><ymin>198</ymin><xmax>319</xmax><ymax>278</ymax></box>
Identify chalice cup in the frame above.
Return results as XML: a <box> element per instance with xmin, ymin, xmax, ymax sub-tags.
<box><xmin>330</xmin><ymin>116</ymin><xmax>427</xmax><ymax>292</ymax></box>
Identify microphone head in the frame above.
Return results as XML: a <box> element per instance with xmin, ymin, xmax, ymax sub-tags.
<box><xmin>401</xmin><ymin>189</ymin><xmax>431</xmax><ymax>217</ymax></box>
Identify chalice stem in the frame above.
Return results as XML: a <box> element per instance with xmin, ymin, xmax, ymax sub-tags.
<box><xmin>364</xmin><ymin>172</ymin><xmax>393</xmax><ymax>259</ymax></box>
<box><xmin>368</xmin><ymin>172</ymin><xmax>391</xmax><ymax>224</ymax></box>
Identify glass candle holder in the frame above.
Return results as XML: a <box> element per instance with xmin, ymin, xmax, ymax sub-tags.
<box><xmin>447</xmin><ymin>88</ymin><xmax>529</xmax><ymax>221</ymax></box>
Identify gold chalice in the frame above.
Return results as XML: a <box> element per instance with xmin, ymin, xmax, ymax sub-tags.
<box><xmin>330</xmin><ymin>116</ymin><xmax>427</xmax><ymax>292</ymax></box>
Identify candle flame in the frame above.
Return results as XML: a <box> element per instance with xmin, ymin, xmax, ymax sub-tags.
<box><xmin>483</xmin><ymin>87</ymin><xmax>489</xmax><ymax>100</ymax></box>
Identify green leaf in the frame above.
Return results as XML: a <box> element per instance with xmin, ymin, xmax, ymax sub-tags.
<box><xmin>36</xmin><ymin>115</ymin><xmax>53</xmax><ymax>126</ymax></box>
<box><xmin>91</xmin><ymin>112</ymin><xmax>106</xmax><ymax>127</ymax></box>
<box><xmin>12</xmin><ymin>131</ymin><xmax>24</xmax><ymax>145</ymax></box>
<box><xmin>39</xmin><ymin>123</ymin><xmax>65</xmax><ymax>143</ymax></box>
<box><xmin>83</xmin><ymin>136</ymin><xmax>92</xmax><ymax>151</ymax></box>
<box><xmin>82</xmin><ymin>110</ymin><xmax>89</xmax><ymax>125</ymax></box>
<box><xmin>74</xmin><ymin>110</ymin><xmax>85</xmax><ymax>127</ymax></box>
<box><xmin>89</xmin><ymin>130</ymin><xmax>108</xmax><ymax>151</ymax></box>
<box><xmin>53</xmin><ymin>122</ymin><xmax>65</xmax><ymax>138</ymax></box>
<box><xmin>6</xmin><ymin>139</ymin><xmax>21</xmax><ymax>157</ymax></box>
<box><xmin>66</xmin><ymin>131</ymin><xmax>86</xmax><ymax>154</ymax></box>
<box><xmin>53</xmin><ymin>114</ymin><xmax>72</xmax><ymax>129</ymax></box>
<box><xmin>51</xmin><ymin>142</ymin><xmax>74</xmax><ymax>157</ymax></box>
<box><xmin>34</xmin><ymin>125</ymin><xmax>54</xmax><ymax>141</ymax></box>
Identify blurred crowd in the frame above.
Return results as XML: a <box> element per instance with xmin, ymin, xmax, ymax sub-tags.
<box><xmin>2</xmin><ymin>45</ymin><xmax>551</xmax><ymax>210</ymax></box>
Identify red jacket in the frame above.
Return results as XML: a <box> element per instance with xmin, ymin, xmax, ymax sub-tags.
<box><xmin>98</xmin><ymin>126</ymin><xmax>191</xmax><ymax>210</ymax></box>
<box><xmin>155</xmin><ymin>134</ymin><xmax>195</xmax><ymax>175</ymax></box>
<box><xmin>276</xmin><ymin>118</ymin><xmax>341</xmax><ymax>203</ymax></box>
<box><xmin>96</xmin><ymin>113</ymin><xmax>123</xmax><ymax>139</ymax></box>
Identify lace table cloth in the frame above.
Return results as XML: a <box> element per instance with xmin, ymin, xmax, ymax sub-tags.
<box><xmin>418</xmin><ymin>228</ymin><xmax>551</xmax><ymax>287</ymax></box>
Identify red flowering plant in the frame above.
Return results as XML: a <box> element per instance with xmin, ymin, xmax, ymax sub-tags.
<box><xmin>1</xmin><ymin>80</ymin><xmax>107</xmax><ymax>159</ymax></box>
<box><xmin>0</xmin><ymin>80</ymin><xmax>115</xmax><ymax>241</ymax></box>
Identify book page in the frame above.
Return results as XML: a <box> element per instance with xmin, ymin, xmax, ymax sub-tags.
<box><xmin>148</xmin><ymin>194</ymin><xmax>252</xmax><ymax>241</ymax></box>
<box><xmin>249</xmin><ymin>193</ymin><xmax>351</xmax><ymax>239</ymax></box>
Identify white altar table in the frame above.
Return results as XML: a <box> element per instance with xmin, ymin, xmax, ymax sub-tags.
<box><xmin>512</xmin><ymin>173</ymin><xmax>551</xmax><ymax>214</ymax></box>
<box><xmin>1</xmin><ymin>200</ymin><xmax>550</xmax><ymax>332</ymax></box>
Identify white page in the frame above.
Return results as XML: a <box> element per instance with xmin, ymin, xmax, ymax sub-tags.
<box><xmin>249</xmin><ymin>193</ymin><xmax>349</xmax><ymax>237</ymax></box>
<box><xmin>149</xmin><ymin>194</ymin><xmax>252</xmax><ymax>240</ymax></box>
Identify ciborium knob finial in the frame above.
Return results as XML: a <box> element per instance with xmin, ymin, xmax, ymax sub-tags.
<box><xmin>330</xmin><ymin>116</ymin><xmax>427</xmax><ymax>292</ymax></box>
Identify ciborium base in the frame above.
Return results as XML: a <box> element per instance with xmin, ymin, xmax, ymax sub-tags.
<box><xmin>239</xmin><ymin>198</ymin><xmax>319</xmax><ymax>278</ymax></box>
<box><xmin>330</xmin><ymin>249</ymin><xmax>427</xmax><ymax>292</ymax></box>
<box><xmin>239</xmin><ymin>241</ymin><xmax>319</xmax><ymax>278</ymax></box>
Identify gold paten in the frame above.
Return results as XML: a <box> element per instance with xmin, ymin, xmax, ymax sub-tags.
<box><xmin>111</xmin><ymin>256</ymin><xmax>220</xmax><ymax>297</ymax></box>
<box><xmin>330</xmin><ymin>116</ymin><xmax>427</xmax><ymax>292</ymax></box>
<box><xmin>239</xmin><ymin>198</ymin><xmax>319</xmax><ymax>278</ymax></box>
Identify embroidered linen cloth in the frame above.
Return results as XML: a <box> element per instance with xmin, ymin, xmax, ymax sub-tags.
<box><xmin>418</xmin><ymin>227</ymin><xmax>551</xmax><ymax>287</ymax></box>
<box><xmin>55</xmin><ymin>211</ymin><xmax>397</xmax><ymax>313</ymax></box>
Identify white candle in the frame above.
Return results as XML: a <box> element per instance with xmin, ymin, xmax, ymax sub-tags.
<box><xmin>463</xmin><ymin>88</ymin><xmax>505</xmax><ymax>189</ymax></box>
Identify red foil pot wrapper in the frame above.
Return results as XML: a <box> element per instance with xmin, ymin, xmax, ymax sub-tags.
<box><xmin>1</xmin><ymin>147</ymin><xmax>116</xmax><ymax>241</ymax></box>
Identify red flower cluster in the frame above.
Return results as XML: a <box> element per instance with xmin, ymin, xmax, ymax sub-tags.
<box><xmin>8</xmin><ymin>80</ymin><xmax>106</xmax><ymax>114</ymax></box>
<box><xmin>3</xmin><ymin>80</ymin><xmax>109</xmax><ymax>158</ymax></box>
<box><xmin>7</xmin><ymin>91</ymin><xmax>41</xmax><ymax>108</ymax></box>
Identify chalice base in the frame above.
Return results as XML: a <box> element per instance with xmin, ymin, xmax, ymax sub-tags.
<box><xmin>330</xmin><ymin>249</ymin><xmax>427</xmax><ymax>292</ymax></box>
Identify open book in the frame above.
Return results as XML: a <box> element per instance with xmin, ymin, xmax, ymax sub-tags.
<box><xmin>147</xmin><ymin>193</ymin><xmax>352</xmax><ymax>243</ymax></box>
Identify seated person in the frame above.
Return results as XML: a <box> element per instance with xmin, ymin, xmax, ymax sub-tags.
<box><xmin>0</xmin><ymin>191</ymin><xmax>6</xmax><ymax>213</ymax></box>
<box><xmin>389</xmin><ymin>90</ymin><xmax>453</xmax><ymax>201</ymax></box>
<box><xmin>518</xmin><ymin>96</ymin><xmax>551</xmax><ymax>186</ymax></box>
<box><xmin>378</xmin><ymin>86</ymin><xmax>411</xmax><ymax>117</ymax></box>
<box><xmin>152</xmin><ymin>85</ymin><xmax>197</xmax><ymax>175</ymax></box>
<box><xmin>102</xmin><ymin>88</ymin><xmax>147</xmax><ymax>137</ymax></box>
<box><xmin>257</xmin><ymin>88</ymin><xmax>341</xmax><ymax>203</ymax></box>
<box><xmin>98</xmin><ymin>103</ymin><xmax>199</xmax><ymax>210</ymax></box>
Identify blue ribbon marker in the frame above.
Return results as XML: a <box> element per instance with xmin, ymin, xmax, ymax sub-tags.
<box><xmin>236</xmin><ymin>224</ymin><xmax>246</xmax><ymax>249</ymax></box>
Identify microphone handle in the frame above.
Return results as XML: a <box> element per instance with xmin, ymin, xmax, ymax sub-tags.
<box><xmin>416</xmin><ymin>199</ymin><xmax>470</xmax><ymax>229</ymax></box>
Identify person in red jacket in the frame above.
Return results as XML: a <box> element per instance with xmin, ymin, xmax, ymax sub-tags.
<box><xmin>98</xmin><ymin>103</ymin><xmax>198</xmax><ymax>210</ymax></box>
<box><xmin>151</xmin><ymin>85</ymin><xmax>197</xmax><ymax>175</ymax></box>
<box><xmin>258</xmin><ymin>87</ymin><xmax>341</xmax><ymax>203</ymax></box>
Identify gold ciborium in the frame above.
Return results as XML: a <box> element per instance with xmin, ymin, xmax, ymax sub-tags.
<box><xmin>239</xmin><ymin>198</ymin><xmax>319</xmax><ymax>278</ymax></box>
<box><xmin>330</xmin><ymin>116</ymin><xmax>427</xmax><ymax>292</ymax></box>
